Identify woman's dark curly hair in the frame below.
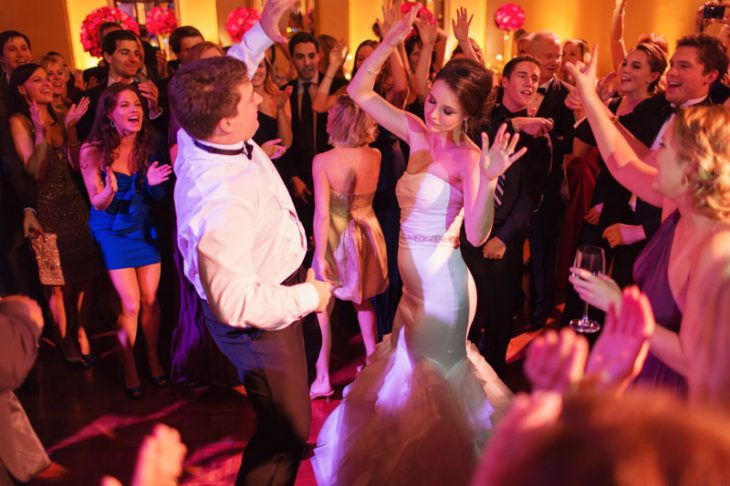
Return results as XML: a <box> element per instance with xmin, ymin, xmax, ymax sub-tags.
<box><xmin>86</xmin><ymin>83</ymin><xmax>153</xmax><ymax>175</ymax></box>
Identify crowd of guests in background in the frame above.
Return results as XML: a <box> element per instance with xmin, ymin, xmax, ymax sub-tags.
<box><xmin>1</xmin><ymin>0</ymin><xmax>730</xmax><ymax>483</ymax></box>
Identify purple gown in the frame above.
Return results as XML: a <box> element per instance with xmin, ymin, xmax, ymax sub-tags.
<box><xmin>632</xmin><ymin>210</ymin><xmax>688</xmax><ymax>395</ymax></box>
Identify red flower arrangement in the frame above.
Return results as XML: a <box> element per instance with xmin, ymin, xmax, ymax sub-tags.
<box><xmin>494</xmin><ymin>3</ymin><xmax>526</xmax><ymax>31</ymax></box>
<box><xmin>80</xmin><ymin>6</ymin><xmax>140</xmax><ymax>57</ymax></box>
<box><xmin>400</xmin><ymin>1</ymin><xmax>435</xmax><ymax>38</ymax></box>
<box><xmin>146</xmin><ymin>6</ymin><xmax>178</xmax><ymax>37</ymax></box>
<box><xmin>226</xmin><ymin>7</ymin><xmax>261</xmax><ymax>44</ymax></box>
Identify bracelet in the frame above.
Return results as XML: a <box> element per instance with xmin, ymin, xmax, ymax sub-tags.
<box><xmin>365</xmin><ymin>66</ymin><xmax>381</xmax><ymax>76</ymax></box>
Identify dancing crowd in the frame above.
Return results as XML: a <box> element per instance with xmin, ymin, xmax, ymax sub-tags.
<box><xmin>1</xmin><ymin>0</ymin><xmax>730</xmax><ymax>484</ymax></box>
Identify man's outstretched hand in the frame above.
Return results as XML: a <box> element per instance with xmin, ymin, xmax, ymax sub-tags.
<box><xmin>260</xmin><ymin>0</ymin><xmax>297</xmax><ymax>43</ymax></box>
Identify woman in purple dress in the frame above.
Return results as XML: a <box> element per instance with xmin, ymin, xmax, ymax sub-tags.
<box><xmin>567</xmin><ymin>51</ymin><xmax>730</xmax><ymax>396</ymax></box>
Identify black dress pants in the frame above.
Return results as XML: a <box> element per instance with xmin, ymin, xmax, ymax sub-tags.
<box><xmin>202</xmin><ymin>268</ymin><xmax>311</xmax><ymax>486</ymax></box>
<box><xmin>462</xmin><ymin>232</ymin><xmax>525</xmax><ymax>376</ymax></box>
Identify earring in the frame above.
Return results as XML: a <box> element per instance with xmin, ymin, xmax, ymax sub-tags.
<box><xmin>111</xmin><ymin>119</ymin><xmax>116</xmax><ymax>129</ymax></box>
<box><xmin>462</xmin><ymin>118</ymin><xmax>469</xmax><ymax>137</ymax></box>
<box><xmin>681</xmin><ymin>174</ymin><xmax>689</xmax><ymax>186</ymax></box>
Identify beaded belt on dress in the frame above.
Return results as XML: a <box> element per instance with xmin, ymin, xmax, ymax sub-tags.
<box><xmin>399</xmin><ymin>233</ymin><xmax>460</xmax><ymax>248</ymax></box>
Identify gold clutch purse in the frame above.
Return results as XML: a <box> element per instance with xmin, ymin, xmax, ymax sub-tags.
<box><xmin>29</xmin><ymin>233</ymin><xmax>65</xmax><ymax>286</ymax></box>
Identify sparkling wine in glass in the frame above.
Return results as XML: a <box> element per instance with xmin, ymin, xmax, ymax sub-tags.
<box><xmin>569</xmin><ymin>245</ymin><xmax>606</xmax><ymax>334</ymax></box>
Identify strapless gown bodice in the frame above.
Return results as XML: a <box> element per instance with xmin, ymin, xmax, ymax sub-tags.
<box><xmin>397</xmin><ymin>171</ymin><xmax>464</xmax><ymax>247</ymax></box>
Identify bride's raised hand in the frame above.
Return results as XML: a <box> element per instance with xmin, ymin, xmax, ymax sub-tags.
<box><xmin>480</xmin><ymin>123</ymin><xmax>527</xmax><ymax>180</ymax></box>
<box><xmin>565</xmin><ymin>44</ymin><xmax>599</xmax><ymax>100</ymax></box>
<box><xmin>381</xmin><ymin>3</ymin><xmax>419</xmax><ymax>48</ymax></box>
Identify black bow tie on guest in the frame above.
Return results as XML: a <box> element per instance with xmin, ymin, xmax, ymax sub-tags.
<box><xmin>194</xmin><ymin>140</ymin><xmax>254</xmax><ymax>160</ymax></box>
<box><xmin>537</xmin><ymin>86</ymin><xmax>548</xmax><ymax>95</ymax></box>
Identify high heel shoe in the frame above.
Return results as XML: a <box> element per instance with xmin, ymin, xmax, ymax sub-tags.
<box><xmin>151</xmin><ymin>373</ymin><xmax>169</xmax><ymax>388</ymax></box>
<box><xmin>126</xmin><ymin>384</ymin><xmax>143</xmax><ymax>400</ymax></box>
<box><xmin>309</xmin><ymin>388</ymin><xmax>334</xmax><ymax>400</ymax></box>
<box><xmin>80</xmin><ymin>352</ymin><xmax>98</xmax><ymax>368</ymax></box>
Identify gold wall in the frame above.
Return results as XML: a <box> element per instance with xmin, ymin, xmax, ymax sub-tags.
<box><xmin>0</xmin><ymin>0</ymin><xmax>74</xmax><ymax>65</ymax></box>
<box><xmin>0</xmin><ymin>0</ymin><xmax>718</xmax><ymax>74</ymax></box>
<box><xmin>484</xmin><ymin>0</ymin><xmax>708</xmax><ymax>75</ymax></box>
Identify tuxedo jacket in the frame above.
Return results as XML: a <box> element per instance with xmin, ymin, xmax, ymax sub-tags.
<box><xmin>536</xmin><ymin>77</ymin><xmax>574</xmax><ymax>171</ymax></box>
<box><xmin>280</xmin><ymin>74</ymin><xmax>348</xmax><ymax>187</ymax></box>
<box><xmin>487</xmin><ymin>104</ymin><xmax>551</xmax><ymax>245</ymax></box>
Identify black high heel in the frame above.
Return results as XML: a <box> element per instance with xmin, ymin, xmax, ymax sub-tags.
<box><xmin>126</xmin><ymin>384</ymin><xmax>143</xmax><ymax>400</ymax></box>
<box><xmin>151</xmin><ymin>373</ymin><xmax>169</xmax><ymax>387</ymax></box>
<box><xmin>80</xmin><ymin>352</ymin><xmax>98</xmax><ymax>368</ymax></box>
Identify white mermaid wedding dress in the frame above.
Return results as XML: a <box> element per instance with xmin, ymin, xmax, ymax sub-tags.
<box><xmin>312</xmin><ymin>171</ymin><xmax>512</xmax><ymax>486</ymax></box>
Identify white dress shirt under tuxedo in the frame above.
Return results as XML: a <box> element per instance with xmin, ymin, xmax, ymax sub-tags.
<box><xmin>174</xmin><ymin>24</ymin><xmax>319</xmax><ymax>330</ymax></box>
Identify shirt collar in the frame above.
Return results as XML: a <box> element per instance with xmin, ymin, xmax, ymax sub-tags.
<box><xmin>539</xmin><ymin>78</ymin><xmax>553</xmax><ymax>91</ymax></box>
<box><xmin>107</xmin><ymin>72</ymin><xmax>134</xmax><ymax>86</ymax></box>
<box><xmin>298</xmin><ymin>72</ymin><xmax>319</xmax><ymax>89</ymax></box>
<box><xmin>681</xmin><ymin>95</ymin><xmax>707</xmax><ymax>108</ymax></box>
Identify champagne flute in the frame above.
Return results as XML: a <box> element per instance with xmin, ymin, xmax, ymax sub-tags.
<box><xmin>569</xmin><ymin>245</ymin><xmax>606</xmax><ymax>334</ymax></box>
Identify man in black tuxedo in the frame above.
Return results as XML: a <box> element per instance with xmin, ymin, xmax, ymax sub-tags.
<box><xmin>281</xmin><ymin>32</ymin><xmax>347</xmax><ymax>241</ymax></box>
<box><xmin>527</xmin><ymin>32</ymin><xmax>575</xmax><ymax>327</ymax></box>
<box><xmin>462</xmin><ymin>56</ymin><xmax>551</xmax><ymax>375</ymax></box>
<box><xmin>75</xmin><ymin>30</ymin><xmax>168</xmax><ymax>145</ymax></box>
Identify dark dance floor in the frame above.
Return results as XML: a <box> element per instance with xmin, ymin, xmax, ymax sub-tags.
<box><xmin>20</xmin><ymin>312</ymin><xmax>545</xmax><ymax>485</ymax></box>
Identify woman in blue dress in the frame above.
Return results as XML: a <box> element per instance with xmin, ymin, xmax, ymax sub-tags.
<box><xmin>79</xmin><ymin>83</ymin><xmax>172</xmax><ymax>398</ymax></box>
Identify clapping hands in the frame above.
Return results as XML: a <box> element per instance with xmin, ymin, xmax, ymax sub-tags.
<box><xmin>146</xmin><ymin>161</ymin><xmax>173</xmax><ymax>186</ymax></box>
<box><xmin>525</xmin><ymin>286</ymin><xmax>656</xmax><ymax>394</ymax></box>
<box><xmin>105</xmin><ymin>170</ymin><xmax>118</xmax><ymax>194</ymax></box>
<box><xmin>64</xmin><ymin>96</ymin><xmax>90</xmax><ymax>129</ymax></box>
<box><xmin>585</xmin><ymin>286</ymin><xmax>655</xmax><ymax>391</ymax></box>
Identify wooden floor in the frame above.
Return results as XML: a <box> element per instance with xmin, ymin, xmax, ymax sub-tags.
<box><xmin>19</xmin><ymin>312</ymin><xmax>546</xmax><ymax>486</ymax></box>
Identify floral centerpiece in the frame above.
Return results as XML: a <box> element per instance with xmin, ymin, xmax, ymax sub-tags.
<box><xmin>80</xmin><ymin>6</ymin><xmax>140</xmax><ymax>57</ymax></box>
<box><xmin>146</xmin><ymin>6</ymin><xmax>178</xmax><ymax>37</ymax></box>
<box><xmin>226</xmin><ymin>7</ymin><xmax>261</xmax><ymax>44</ymax></box>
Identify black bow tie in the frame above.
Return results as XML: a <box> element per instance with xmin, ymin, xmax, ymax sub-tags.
<box><xmin>194</xmin><ymin>140</ymin><xmax>254</xmax><ymax>160</ymax></box>
<box><xmin>537</xmin><ymin>86</ymin><xmax>547</xmax><ymax>95</ymax></box>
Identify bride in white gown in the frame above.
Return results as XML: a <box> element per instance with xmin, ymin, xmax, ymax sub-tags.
<box><xmin>312</xmin><ymin>9</ymin><xmax>523</xmax><ymax>485</ymax></box>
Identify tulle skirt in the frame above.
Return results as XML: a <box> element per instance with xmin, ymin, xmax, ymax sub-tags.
<box><xmin>312</xmin><ymin>329</ymin><xmax>512</xmax><ymax>486</ymax></box>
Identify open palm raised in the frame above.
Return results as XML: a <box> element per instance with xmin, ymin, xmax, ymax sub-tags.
<box><xmin>146</xmin><ymin>161</ymin><xmax>173</xmax><ymax>186</ymax></box>
<box><xmin>479</xmin><ymin>123</ymin><xmax>527</xmax><ymax>180</ymax></box>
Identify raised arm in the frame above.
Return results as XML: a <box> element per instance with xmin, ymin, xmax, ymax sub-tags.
<box><xmin>10</xmin><ymin>110</ymin><xmax>49</xmax><ymax>181</ymax></box>
<box><xmin>64</xmin><ymin>96</ymin><xmax>90</xmax><ymax>170</ymax></box>
<box><xmin>566</xmin><ymin>48</ymin><xmax>664</xmax><ymax>208</ymax></box>
<box><xmin>227</xmin><ymin>0</ymin><xmax>296</xmax><ymax>79</ymax></box>
<box><xmin>347</xmin><ymin>6</ymin><xmax>424</xmax><ymax>144</ymax></box>
<box><xmin>378</xmin><ymin>1</ymin><xmax>410</xmax><ymax>107</ymax></box>
<box><xmin>275</xmin><ymin>87</ymin><xmax>294</xmax><ymax>148</ymax></box>
<box><xmin>462</xmin><ymin>126</ymin><xmax>527</xmax><ymax>247</ymax></box>
<box><xmin>412</xmin><ymin>15</ymin><xmax>438</xmax><ymax>103</ymax></box>
<box><xmin>313</xmin><ymin>41</ymin><xmax>348</xmax><ymax>113</ymax></box>
<box><xmin>610</xmin><ymin>0</ymin><xmax>628</xmax><ymax>71</ymax></box>
<box><xmin>452</xmin><ymin>7</ymin><xmax>480</xmax><ymax>63</ymax></box>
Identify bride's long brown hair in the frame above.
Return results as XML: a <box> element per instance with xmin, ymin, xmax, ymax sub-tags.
<box><xmin>86</xmin><ymin>83</ymin><xmax>153</xmax><ymax>175</ymax></box>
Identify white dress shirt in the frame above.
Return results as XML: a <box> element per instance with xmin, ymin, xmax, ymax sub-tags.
<box><xmin>174</xmin><ymin>24</ymin><xmax>319</xmax><ymax>330</ymax></box>
<box><xmin>650</xmin><ymin>95</ymin><xmax>707</xmax><ymax>150</ymax></box>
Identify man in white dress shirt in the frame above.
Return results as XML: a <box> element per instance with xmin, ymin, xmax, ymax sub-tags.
<box><xmin>169</xmin><ymin>1</ymin><xmax>332</xmax><ymax>484</ymax></box>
